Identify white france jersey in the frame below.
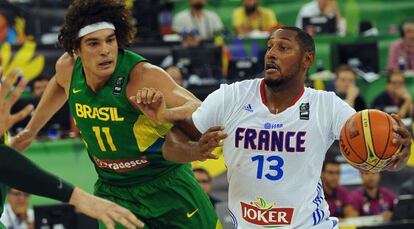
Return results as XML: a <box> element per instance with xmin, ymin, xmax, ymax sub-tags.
<box><xmin>192</xmin><ymin>79</ymin><xmax>355</xmax><ymax>229</ymax></box>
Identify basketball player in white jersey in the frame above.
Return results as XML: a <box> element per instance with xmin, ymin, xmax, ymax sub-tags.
<box><xmin>134</xmin><ymin>27</ymin><xmax>412</xmax><ymax>228</ymax></box>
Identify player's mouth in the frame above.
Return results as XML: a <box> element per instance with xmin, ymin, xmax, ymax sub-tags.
<box><xmin>265</xmin><ymin>63</ymin><xmax>280</xmax><ymax>74</ymax></box>
<box><xmin>98</xmin><ymin>60</ymin><xmax>113</xmax><ymax>69</ymax></box>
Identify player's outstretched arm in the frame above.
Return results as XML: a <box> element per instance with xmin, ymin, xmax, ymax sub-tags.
<box><xmin>0</xmin><ymin>68</ymin><xmax>34</xmax><ymax>138</ymax></box>
<box><xmin>0</xmin><ymin>145</ymin><xmax>144</xmax><ymax>229</ymax></box>
<box><xmin>127</xmin><ymin>63</ymin><xmax>201</xmax><ymax>123</ymax></box>
<box><xmin>11</xmin><ymin>54</ymin><xmax>73</xmax><ymax>152</ymax></box>
<box><xmin>69</xmin><ymin>188</ymin><xmax>144</xmax><ymax>229</ymax></box>
<box><xmin>384</xmin><ymin>114</ymin><xmax>412</xmax><ymax>171</ymax></box>
<box><xmin>162</xmin><ymin>119</ymin><xmax>227</xmax><ymax>163</ymax></box>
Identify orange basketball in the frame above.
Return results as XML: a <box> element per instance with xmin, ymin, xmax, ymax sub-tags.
<box><xmin>339</xmin><ymin>109</ymin><xmax>402</xmax><ymax>172</ymax></box>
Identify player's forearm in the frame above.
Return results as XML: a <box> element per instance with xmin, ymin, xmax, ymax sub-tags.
<box><xmin>164</xmin><ymin>100</ymin><xmax>200</xmax><ymax>123</ymax></box>
<box><xmin>162</xmin><ymin>127</ymin><xmax>200</xmax><ymax>163</ymax></box>
<box><xmin>0</xmin><ymin>144</ymin><xmax>74</xmax><ymax>202</ymax></box>
<box><xmin>25</xmin><ymin>77</ymin><xmax>67</xmax><ymax>134</ymax></box>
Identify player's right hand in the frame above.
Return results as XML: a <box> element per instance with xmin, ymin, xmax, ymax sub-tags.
<box><xmin>196</xmin><ymin>126</ymin><xmax>228</xmax><ymax>161</ymax></box>
<box><xmin>129</xmin><ymin>87</ymin><xmax>167</xmax><ymax>122</ymax></box>
<box><xmin>10</xmin><ymin>128</ymin><xmax>37</xmax><ymax>152</ymax></box>
<box><xmin>0</xmin><ymin>68</ymin><xmax>34</xmax><ymax>138</ymax></box>
<box><xmin>69</xmin><ymin>187</ymin><xmax>145</xmax><ymax>229</ymax></box>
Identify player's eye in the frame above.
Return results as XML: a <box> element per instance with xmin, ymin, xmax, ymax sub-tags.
<box><xmin>279</xmin><ymin>45</ymin><xmax>289</xmax><ymax>51</ymax></box>
<box><xmin>107</xmin><ymin>37</ymin><xmax>115</xmax><ymax>43</ymax></box>
<box><xmin>88</xmin><ymin>42</ymin><xmax>98</xmax><ymax>47</ymax></box>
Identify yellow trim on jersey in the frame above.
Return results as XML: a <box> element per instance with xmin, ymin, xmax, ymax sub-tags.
<box><xmin>408</xmin><ymin>139</ymin><xmax>414</xmax><ymax>167</ymax></box>
<box><xmin>3</xmin><ymin>132</ymin><xmax>9</xmax><ymax>145</ymax></box>
<box><xmin>215</xmin><ymin>219</ymin><xmax>223</xmax><ymax>229</ymax></box>
<box><xmin>133</xmin><ymin>116</ymin><xmax>173</xmax><ymax>152</ymax></box>
<box><xmin>192</xmin><ymin>154</ymin><xmax>226</xmax><ymax>177</ymax></box>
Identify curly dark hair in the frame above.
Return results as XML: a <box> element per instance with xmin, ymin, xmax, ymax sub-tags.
<box><xmin>58</xmin><ymin>0</ymin><xmax>136</xmax><ymax>56</ymax></box>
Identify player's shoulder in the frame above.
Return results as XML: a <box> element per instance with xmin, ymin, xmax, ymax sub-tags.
<box><xmin>305</xmin><ymin>87</ymin><xmax>338</xmax><ymax>101</ymax></box>
<box><xmin>213</xmin><ymin>79</ymin><xmax>260</xmax><ymax>104</ymax></box>
<box><xmin>224</xmin><ymin>78</ymin><xmax>261</xmax><ymax>91</ymax></box>
<box><xmin>55</xmin><ymin>52</ymin><xmax>76</xmax><ymax>71</ymax></box>
<box><xmin>55</xmin><ymin>52</ymin><xmax>76</xmax><ymax>85</ymax></box>
<box><xmin>131</xmin><ymin>61</ymin><xmax>158</xmax><ymax>79</ymax></box>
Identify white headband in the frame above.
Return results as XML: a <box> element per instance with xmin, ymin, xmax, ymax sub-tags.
<box><xmin>77</xmin><ymin>22</ymin><xmax>115</xmax><ymax>38</ymax></box>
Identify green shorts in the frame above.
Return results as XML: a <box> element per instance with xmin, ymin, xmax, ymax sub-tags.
<box><xmin>94</xmin><ymin>164</ymin><xmax>222</xmax><ymax>229</ymax></box>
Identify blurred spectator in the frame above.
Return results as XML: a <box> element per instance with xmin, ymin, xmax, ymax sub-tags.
<box><xmin>11</xmin><ymin>76</ymin><xmax>71</xmax><ymax>137</ymax></box>
<box><xmin>232</xmin><ymin>0</ymin><xmax>277</xmax><ymax>36</ymax></box>
<box><xmin>0</xmin><ymin>188</ymin><xmax>34</xmax><ymax>229</ymax></box>
<box><xmin>165</xmin><ymin>66</ymin><xmax>183</xmax><ymax>87</ymax></box>
<box><xmin>321</xmin><ymin>159</ymin><xmax>358</xmax><ymax>219</ymax></box>
<box><xmin>296</xmin><ymin>0</ymin><xmax>345</xmax><ymax>35</ymax></box>
<box><xmin>371</xmin><ymin>71</ymin><xmax>413</xmax><ymax>118</ymax></box>
<box><xmin>193</xmin><ymin>168</ymin><xmax>220</xmax><ymax>208</ymax></box>
<box><xmin>30</xmin><ymin>75</ymin><xmax>49</xmax><ymax>97</ymax></box>
<box><xmin>173</xmin><ymin>0</ymin><xmax>223</xmax><ymax>40</ymax></box>
<box><xmin>161</xmin><ymin>28</ymin><xmax>202</xmax><ymax>68</ymax></box>
<box><xmin>387</xmin><ymin>18</ymin><xmax>414</xmax><ymax>71</ymax></box>
<box><xmin>349</xmin><ymin>171</ymin><xmax>397</xmax><ymax>221</ymax></box>
<box><xmin>334</xmin><ymin>65</ymin><xmax>367</xmax><ymax>111</ymax></box>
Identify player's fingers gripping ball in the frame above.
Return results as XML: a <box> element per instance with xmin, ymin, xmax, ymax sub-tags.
<box><xmin>339</xmin><ymin>109</ymin><xmax>403</xmax><ymax>172</ymax></box>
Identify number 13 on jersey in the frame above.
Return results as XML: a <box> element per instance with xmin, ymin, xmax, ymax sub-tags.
<box><xmin>252</xmin><ymin>155</ymin><xmax>284</xmax><ymax>181</ymax></box>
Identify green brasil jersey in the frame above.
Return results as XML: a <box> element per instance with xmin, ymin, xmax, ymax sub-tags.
<box><xmin>68</xmin><ymin>49</ymin><xmax>180</xmax><ymax>185</ymax></box>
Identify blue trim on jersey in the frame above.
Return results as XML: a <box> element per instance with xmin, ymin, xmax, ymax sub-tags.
<box><xmin>229</xmin><ymin>209</ymin><xmax>238</xmax><ymax>228</ymax></box>
<box><xmin>331</xmin><ymin>219</ymin><xmax>338</xmax><ymax>228</ymax></box>
<box><xmin>311</xmin><ymin>181</ymin><xmax>328</xmax><ymax>226</ymax></box>
<box><xmin>145</xmin><ymin>137</ymin><xmax>165</xmax><ymax>153</ymax></box>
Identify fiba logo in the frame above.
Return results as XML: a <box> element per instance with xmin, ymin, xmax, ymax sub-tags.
<box><xmin>264</xmin><ymin>122</ymin><xmax>283</xmax><ymax>129</ymax></box>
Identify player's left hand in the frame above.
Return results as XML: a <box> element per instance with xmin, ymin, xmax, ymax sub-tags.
<box><xmin>129</xmin><ymin>87</ymin><xmax>168</xmax><ymax>122</ymax></box>
<box><xmin>196</xmin><ymin>126</ymin><xmax>228</xmax><ymax>161</ymax></box>
<box><xmin>384</xmin><ymin>114</ymin><xmax>412</xmax><ymax>171</ymax></box>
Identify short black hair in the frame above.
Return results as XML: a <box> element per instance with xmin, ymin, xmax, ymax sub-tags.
<box><xmin>322</xmin><ymin>158</ymin><xmax>340</xmax><ymax>172</ymax></box>
<box><xmin>58</xmin><ymin>0</ymin><xmax>136</xmax><ymax>56</ymax></box>
<box><xmin>272</xmin><ymin>26</ymin><xmax>315</xmax><ymax>54</ymax></box>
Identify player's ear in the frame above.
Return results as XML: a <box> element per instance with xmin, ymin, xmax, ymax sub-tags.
<box><xmin>303</xmin><ymin>51</ymin><xmax>314</xmax><ymax>70</ymax></box>
<box><xmin>74</xmin><ymin>48</ymin><xmax>81</xmax><ymax>58</ymax></box>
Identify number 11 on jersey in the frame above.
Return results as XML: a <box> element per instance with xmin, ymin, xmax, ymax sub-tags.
<box><xmin>92</xmin><ymin>126</ymin><xmax>117</xmax><ymax>152</ymax></box>
<box><xmin>251</xmin><ymin>155</ymin><xmax>284</xmax><ymax>181</ymax></box>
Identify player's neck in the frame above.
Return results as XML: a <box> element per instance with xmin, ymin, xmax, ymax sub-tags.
<box><xmin>264</xmin><ymin>83</ymin><xmax>304</xmax><ymax>114</ymax></box>
<box><xmin>84</xmin><ymin>71</ymin><xmax>112</xmax><ymax>92</ymax></box>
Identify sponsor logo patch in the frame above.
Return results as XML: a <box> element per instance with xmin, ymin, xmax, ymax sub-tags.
<box><xmin>241</xmin><ymin>197</ymin><xmax>294</xmax><ymax>227</ymax></box>
<box><xmin>93</xmin><ymin>156</ymin><xmax>150</xmax><ymax>172</ymax></box>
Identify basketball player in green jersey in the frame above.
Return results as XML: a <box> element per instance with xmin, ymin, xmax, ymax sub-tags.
<box><xmin>12</xmin><ymin>0</ymin><xmax>220</xmax><ymax>228</ymax></box>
